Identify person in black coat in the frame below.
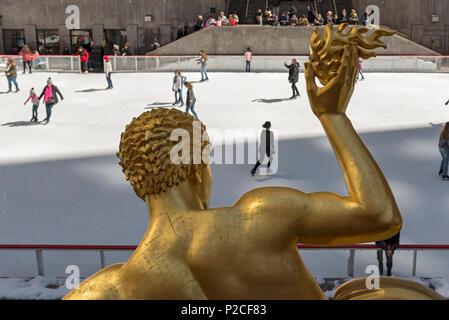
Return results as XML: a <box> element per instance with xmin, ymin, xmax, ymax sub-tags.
<box><xmin>376</xmin><ymin>232</ymin><xmax>400</xmax><ymax>276</ymax></box>
<box><xmin>38</xmin><ymin>78</ymin><xmax>64</xmax><ymax>124</ymax></box>
<box><xmin>184</xmin><ymin>82</ymin><xmax>199</xmax><ymax>120</ymax></box>
<box><xmin>284</xmin><ymin>59</ymin><xmax>300</xmax><ymax>99</ymax></box>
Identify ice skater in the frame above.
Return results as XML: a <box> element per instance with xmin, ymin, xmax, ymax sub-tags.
<box><xmin>358</xmin><ymin>59</ymin><xmax>365</xmax><ymax>81</ymax></box>
<box><xmin>5</xmin><ymin>58</ymin><xmax>19</xmax><ymax>93</ymax></box>
<box><xmin>104</xmin><ymin>56</ymin><xmax>113</xmax><ymax>89</ymax></box>
<box><xmin>76</xmin><ymin>47</ymin><xmax>89</xmax><ymax>74</ymax></box>
<box><xmin>39</xmin><ymin>78</ymin><xmax>64</xmax><ymax>125</ymax></box>
<box><xmin>197</xmin><ymin>50</ymin><xmax>209</xmax><ymax>82</ymax></box>
<box><xmin>184</xmin><ymin>82</ymin><xmax>199</xmax><ymax>120</ymax></box>
<box><xmin>19</xmin><ymin>45</ymin><xmax>33</xmax><ymax>74</ymax></box>
<box><xmin>172</xmin><ymin>70</ymin><xmax>186</xmax><ymax>106</ymax></box>
<box><xmin>251</xmin><ymin>121</ymin><xmax>275</xmax><ymax>176</ymax></box>
<box><xmin>244</xmin><ymin>47</ymin><xmax>253</xmax><ymax>72</ymax></box>
<box><xmin>24</xmin><ymin>88</ymin><xmax>40</xmax><ymax>122</ymax></box>
<box><xmin>438</xmin><ymin>122</ymin><xmax>449</xmax><ymax>181</ymax></box>
<box><xmin>375</xmin><ymin>232</ymin><xmax>400</xmax><ymax>276</ymax></box>
<box><xmin>284</xmin><ymin>59</ymin><xmax>300</xmax><ymax>99</ymax></box>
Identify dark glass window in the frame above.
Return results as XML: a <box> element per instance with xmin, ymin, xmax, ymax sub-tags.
<box><xmin>3</xmin><ymin>29</ymin><xmax>25</xmax><ymax>54</ymax></box>
<box><xmin>37</xmin><ymin>30</ymin><xmax>60</xmax><ymax>54</ymax></box>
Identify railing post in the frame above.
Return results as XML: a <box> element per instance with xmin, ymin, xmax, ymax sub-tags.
<box><xmin>70</xmin><ymin>56</ymin><xmax>74</xmax><ymax>71</ymax></box>
<box><xmin>347</xmin><ymin>249</ymin><xmax>355</xmax><ymax>277</ymax></box>
<box><xmin>45</xmin><ymin>57</ymin><xmax>50</xmax><ymax>71</ymax></box>
<box><xmin>100</xmin><ymin>250</ymin><xmax>106</xmax><ymax>269</ymax></box>
<box><xmin>35</xmin><ymin>249</ymin><xmax>45</xmax><ymax>276</ymax></box>
<box><xmin>412</xmin><ymin>249</ymin><xmax>418</xmax><ymax>277</ymax></box>
<box><xmin>135</xmin><ymin>56</ymin><xmax>138</xmax><ymax>71</ymax></box>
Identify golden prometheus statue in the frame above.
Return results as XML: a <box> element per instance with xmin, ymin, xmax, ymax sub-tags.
<box><xmin>64</xmin><ymin>25</ymin><xmax>445</xmax><ymax>300</ymax></box>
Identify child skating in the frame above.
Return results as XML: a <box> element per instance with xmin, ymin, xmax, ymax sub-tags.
<box><xmin>24</xmin><ymin>88</ymin><xmax>40</xmax><ymax>122</ymax></box>
<box><xmin>184</xmin><ymin>82</ymin><xmax>199</xmax><ymax>119</ymax></box>
<box><xmin>172</xmin><ymin>70</ymin><xmax>186</xmax><ymax>106</ymax></box>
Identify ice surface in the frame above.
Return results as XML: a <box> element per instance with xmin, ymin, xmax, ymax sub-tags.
<box><xmin>0</xmin><ymin>72</ymin><xmax>448</xmax><ymax>279</ymax></box>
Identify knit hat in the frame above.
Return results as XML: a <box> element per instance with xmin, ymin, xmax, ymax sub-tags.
<box><xmin>30</xmin><ymin>88</ymin><xmax>35</xmax><ymax>94</ymax></box>
<box><xmin>47</xmin><ymin>78</ymin><xmax>52</xmax><ymax>84</ymax></box>
<box><xmin>103</xmin><ymin>55</ymin><xmax>110</xmax><ymax>61</ymax></box>
<box><xmin>263</xmin><ymin>121</ymin><xmax>272</xmax><ymax>129</ymax></box>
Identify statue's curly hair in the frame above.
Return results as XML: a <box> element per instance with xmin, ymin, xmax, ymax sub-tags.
<box><xmin>117</xmin><ymin>108</ymin><xmax>210</xmax><ymax>200</ymax></box>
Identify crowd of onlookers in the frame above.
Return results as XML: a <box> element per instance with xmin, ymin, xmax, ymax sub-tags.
<box><xmin>189</xmin><ymin>5</ymin><xmax>375</xmax><ymax>31</ymax></box>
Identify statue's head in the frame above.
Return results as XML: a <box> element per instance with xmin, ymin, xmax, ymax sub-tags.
<box><xmin>117</xmin><ymin>108</ymin><xmax>212</xmax><ymax>208</ymax></box>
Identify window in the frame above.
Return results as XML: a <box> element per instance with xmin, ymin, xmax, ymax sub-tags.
<box><xmin>37</xmin><ymin>30</ymin><xmax>60</xmax><ymax>54</ymax></box>
<box><xmin>103</xmin><ymin>30</ymin><xmax>127</xmax><ymax>54</ymax></box>
<box><xmin>70</xmin><ymin>30</ymin><xmax>93</xmax><ymax>53</ymax></box>
<box><xmin>3</xmin><ymin>29</ymin><xmax>25</xmax><ymax>54</ymax></box>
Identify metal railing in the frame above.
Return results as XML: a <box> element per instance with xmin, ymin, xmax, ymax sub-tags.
<box><xmin>1</xmin><ymin>54</ymin><xmax>448</xmax><ymax>73</ymax></box>
<box><xmin>107</xmin><ymin>55</ymin><xmax>449</xmax><ymax>73</ymax></box>
<box><xmin>0</xmin><ymin>55</ymin><xmax>81</xmax><ymax>73</ymax></box>
<box><xmin>1</xmin><ymin>244</ymin><xmax>448</xmax><ymax>278</ymax></box>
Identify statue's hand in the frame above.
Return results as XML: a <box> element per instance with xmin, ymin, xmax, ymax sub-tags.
<box><xmin>305</xmin><ymin>45</ymin><xmax>358</xmax><ymax>117</ymax></box>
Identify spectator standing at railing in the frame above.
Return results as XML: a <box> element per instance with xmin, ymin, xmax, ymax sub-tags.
<box><xmin>197</xmin><ymin>50</ymin><xmax>209</xmax><ymax>82</ymax></box>
<box><xmin>19</xmin><ymin>45</ymin><xmax>33</xmax><ymax>74</ymax></box>
<box><xmin>348</xmin><ymin>9</ymin><xmax>359</xmax><ymax>25</ymax></box>
<box><xmin>314</xmin><ymin>13</ymin><xmax>324</xmax><ymax>26</ymax></box>
<box><xmin>376</xmin><ymin>232</ymin><xmax>400</xmax><ymax>276</ymax></box>
<box><xmin>244</xmin><ymin>47</ymin><xmax>253</xmax><ymax>72</ymax></box>
<box><xmin>24</xmin><ymin>88</ymin><xmax>40</xmax><ymax>122</ymax></box>
<box><xmin>5</xmin><ymin>58</ymin><xmax>19</xmax><ymax>93</ymax></box>
<box><xmin>279</xmin><ymin>12</ymin><xmax>289</xmax><ymax>25</ymax></box>
<box><xmin>307</xmin><ymin>5</ymin><xmax>316</xmax><ymax>24</ymax></box>
<box><xmin>149</xmin><ymin>39</ymin><xmax>161</xmax><ymax>52</ymax></box>
<box><xmin>339</xmin><ymin>9</ymin><xmax>348</xmax><ymax>24</ymax></box>
<box><xmin>438</xmin><ymin>122</ymin><xmax>449</xmax><ymax>181</ymax></box>
<box><xmin>204</xmin><ymin>16</ymin><xmax>216</xmax><ymax>28</ymax></box>
<box><xmin>324</xmin><ymin>11</ymin><xmax>333</xmax><ymax>25</ymax></box>
<box><xmin>361</xmin><ymin>12</ymin><xmax>368</xmax><ymax>25</ymax></box>
<box><xmin>255</xmin><ymin>9</ymin><xmax>263</xmax><ymax>26</ymax></box>
<box><xmin>289</xmin><ymin>15</ymin><xmax>299</xmax><ymax>26</ymax></box>
<box><xmin>217</xmin><ymin>11</ymin><xmax>229</xmax><ymax>26</ymax></box>
<box><xmin>104</xmin><ymin>56</ymin><xmax>113</xmax><ymax>90</ymax></box>
<box><xmin>229</xmin><ymin>12</ymin><xmax>239</xmax><ymax>26</ymax></box>
<box><xmin>76</xmin><ymin>47</ymin><xmax>89</xmax><ymax>74</ymax></box>
<box><xmin>333</xmin><ymin>13</ymin><xmax>340</xmax><ymax>24</ymax></box>
<box><xmin>284</xmin><ymin>59</ymin><xmax>300</xmax><ymax>99</ymax></box>
<box><xmin>39</xmin><ymin>78</ymin><xmax>64</xmax><ymax>125</ymax></box>
<box><xmin>113</xmin><ymin>44</ymin><xmax>121</xmax><ymax>56</ymax></box>
<box><xmin>194</xmin><ymin>16</ymin><xmax>204</xmax><ymax>31</ymax></box>
<box><xmin>271</xmin><ymin>0</ymin><xmax>281</xmax><ymax>16</ymax></box>
<box><xmin>177</xmin><ymin>26</ymin><xmax>185</xmax><ymax>40</ymax></box>
<box><xmin>122</xmin><ymin>43</ymin><xmax>133</xmax><ymax>56</ymax></box>
<box><xmin>184</xmin><ymin>82</ymin><xmax>199</xmax><ymax>120</ymax></box>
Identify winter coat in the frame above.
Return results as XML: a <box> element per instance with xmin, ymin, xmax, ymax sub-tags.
<box><xmin>439</xmin><ymin>135</ymin><xmax>449</xmax><ymax>149</ymax></box>
<box><xmin>25</xmin><ymin>94</ymin><xmax>40</xmax><ymax>106</ymax></box>
<box><xmin>104</xmin><ymin>61</ymin><xmax>113</xmax><ymax>74</ymax></box>
<box><xmin>285</xmin><ymin>62</ymin><xmax>299</xmax><ymax>83</ymax></box>
<box><xmin>186</xmin><ymin>88</ymin><xmax>196</xmax><ymax>107</ymax></box>
<box><xmin>194</xmin><ymin>19</ymin><xmax>204</xmax><ymax>31</ymax></box>
<box><xmin>172</xmin><ymin>75</ymin><xmax>186</xmax><ymax>91</ymax></box>
<box><xmin>259</xmin><ymin>129</ymin><xmax>275</xmax><ymax>159</ymax></box>
<box><xmin>5</xmin><ymin>63</ymin><xmax>17</xmax><ymax>79</ymax></box>
<box><xmin>122</xmin><ymin>48</ymin><xmax>133</xmax><ymax>56</ymax></box>
<box><xmin>39</xmin><ymin>85</ymin><xmax>64</xmax><ymax>105</ymax></box>
<box><xmin>20</xmin><ymin>52</ymin><xmax>33</xmax><ymax>62</ymax></box>
<box><xmin>76</xmin><ymin>50</ymin><xmax>89</xmax><ymax>62</ymax></box>
<box><xmin>197</xmin><ymin>56</ymin><xmax>207</xmax><ymax>67</ymax></box>
<box><xmin>376</xmin><ymin>232</ymin><xmax>400</xmax><ymax>251</ymax></box>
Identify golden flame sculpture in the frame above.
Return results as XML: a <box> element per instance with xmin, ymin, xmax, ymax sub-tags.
<box><xmin>309</xmin><ymin>24</ymin><xmax>396</xmax><ymax>85</ymax></box>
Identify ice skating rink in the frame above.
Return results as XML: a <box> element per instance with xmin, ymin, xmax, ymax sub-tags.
<box><xmin>0</xmin><ymin>71</ymin><xmax>449</xmax><ymax>281</ymax></box>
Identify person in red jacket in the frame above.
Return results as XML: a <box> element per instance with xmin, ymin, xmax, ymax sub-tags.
<box><xmin>19</xmin><ymin>45</ymin><xmax>33</xmax><ymax>74</ymax></box>
<box><xmin>76</xmin><ymin>47</ymin><xmax>89</xmax><ymax>74</ymax></box>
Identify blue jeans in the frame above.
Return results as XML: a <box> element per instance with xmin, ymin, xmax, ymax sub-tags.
<box><xmin>7</xmin><ymin>78</ymin><xmax>19</xmax><ymax>91</ymax></box>
<box><xmin>174</xmin><ymin>89</ymin><xmax>184</xmax><ymax>105</ymax></box>
<box><xmin>201</xmin><ymin>66</ymin><xmax>208</xmax><ymax>81</ymax></box>
<box><xmin>32</xmin><ymin>104</ymin><xmax>39</xmax><ymax>119</ymax></box>
<box><xmin>440</xmin><ymin>148</ymin><xmax>449</xmax><ymax>176</ymax></box>
<box><xmin>186</xmin><ymin>103</ymin><xmax>198</xmax><ymax>119</ymax></box>
<box><xmin>45</xmin><ymin>102</ymin><xmax>55</xmax><ymax>121</ymax></box>
<box><xmin>106</xmin><ymin>73</ymin><xmax>113</xmax><ymax>88</ymax></box>
<box><xmin>246</xmin><ymin>61</ymin><xmax>251</xmax><ymax>72</ymax></box>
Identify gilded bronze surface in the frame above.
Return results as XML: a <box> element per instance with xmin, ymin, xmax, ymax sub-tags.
<box><xmin>64</xmin><ymin>25</ymin><xmax>443</xmax><ymax>300</ymax></box>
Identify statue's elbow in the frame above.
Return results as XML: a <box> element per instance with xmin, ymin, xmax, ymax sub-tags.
<box><xmin>375</xmin><ymin>206</ymin><xmax>403</xmax><ymax>234</ymax></box>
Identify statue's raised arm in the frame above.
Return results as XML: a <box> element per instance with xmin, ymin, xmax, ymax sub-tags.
<box><xmin>236</xmin><ymin>25</ymin><xmax>402</xmax><ymax>245</ymax></box>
